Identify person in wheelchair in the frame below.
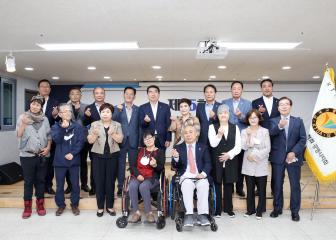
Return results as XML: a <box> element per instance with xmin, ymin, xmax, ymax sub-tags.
<box><xmin>128</xmin><ymin>130</ymin><xmax>165</xmax><ymax>223</ymax></box>
<box><xmin>171</xmin><ymin>124</ymin><xmax>212</xmax><ymax>227</ymax></box>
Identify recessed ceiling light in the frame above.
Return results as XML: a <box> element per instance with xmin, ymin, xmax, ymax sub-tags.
<box><xmin>36</xmin><ymin>42</ymin><xmax>139</xmax><ymax>51</ymax></box>
<box><xmin>233</xmin><ymin>78</ymin><xmax>236</xmax><ymax>80</ymax></box>
<box><xmin>133</xmin><ymin>78</ymin><xmax>137</xmax><ymax>81</ymax></box>
<box><xmin>52</xmin><ymin>76</ymin><xmax>60</xmax><ymax>80</ymax></box>
<box><xmin>262</xmin><ymin>76</ymin><xmax>270</xmax><ymax>79</ymax></box>
<box><xmin>209</xmin><ymin>75</ymin><xmax>216</xmax><ymax>79</ymax></box>
<box><xmin>282</xmin><ymin>66</ymin><xmax>292</xmax><ymax>70</ymax></box>
<box><xmin>217</xmin><ymin>42</ymin><xmax>302</xmax><ymax>50</ymax></box>
<box><xmin>183</xmin><ymin>78</ymin><xmax>187</xmax><ymax>81</ymax></box>
<box><xmin>312</xmin><ymin>75</ymin><xmax>320</xmax><ymax>79</ymax></box>
<box><xmin>152</xmin><ymin>65</ymin><xmax>161</xmax><ymax>70</ymax></box>
<box><xmin>24</xmin><ymin>67</ymin><xmax>34</xmax><ymax>71</ymax></box>
<box><xmin>217</xmin><ymin>65</ymin><xmax>227</xmax><ymax>69</ymax></box>
<box><xmin>103</xmin><ymin>76</ymin><xmax>111</xmax><ymax>79</ymax></box>
<box><xmin>155</xmin><ymin>75</ymin><xmax>163</xmax><ymax>79</ymax></box>
<box><xmin>87</xmin><ymin>66</ymin><xmax>96</xmax><ymax>70</ymax></box>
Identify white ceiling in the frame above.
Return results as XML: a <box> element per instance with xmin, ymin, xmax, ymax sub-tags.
<box><xmin>0</xmin><ymin>0</ymin><xmax>335</xmax><ymax>83</ymax></box>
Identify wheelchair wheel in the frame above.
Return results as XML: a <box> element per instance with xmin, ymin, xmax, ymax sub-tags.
<box><xmin>175</xmin><ymin>217</ymin><xmax>183</xmax><ymax>232</ymax></box>
<box><xmin>210</xmin><ymin>222</ymin><xmax>218</xmax><ymax>232</ymax></box>
<box><xmin>156</xmin><ymin>215</ymin><xmax>166</xmax><ymax>230</ymax></box>
<box><xmin>163</xmin><ymin>177</ymin><xmax>169</xmax><ymax>217</ymax></box>
<box><xmin>209</xmin><ymin>184</ymin><xmax>216</xmax><ymax>216</ymax></box>
<box><xmin>116</xmin><ymin>216</ymin><xmax>128</xmax><ymax>228</ymax></box>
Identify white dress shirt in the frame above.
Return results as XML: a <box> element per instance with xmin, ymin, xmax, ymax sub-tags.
<box><xmin>232</xmin><ymin>98</ymin><xmax>240</xmax><ymax>112</ymax></box>
<box><xmin>262</xmin><ymin>95</ymin><xmax>274</xmax><ymax>116</ymax></box>
<box><xmin>150</xmin><ymin>102</ymin><xmax>158</xmax><ymax>120</ymax></box>
<box><xmin>42</xmin><ymin>96</ymin><xmax>49</xmax><ymax>113</ymax></box>
<box><xmin>208</xmin><ymin>124</ymin><xmax>242</xmax><ymax>167</ymax></box>
<box><xmin>205</xmin><ymin>101</ymin><xmax>214</xmax><ymax>120</ymax></box>
<box><xmin>95</xmin><ymin>102</ymin><xmax>102</xmax><ymax>117</ymax></box>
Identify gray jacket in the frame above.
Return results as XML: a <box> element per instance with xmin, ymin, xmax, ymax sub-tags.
<box><xmin>17</xmin><ymin>115</ymin><xmax>51</xmax><ymax>157</ymax></box>
<box><xmin>241</xmin><ymin>126</ymin><xmax>270</xmax><ymax>177</ymax></box>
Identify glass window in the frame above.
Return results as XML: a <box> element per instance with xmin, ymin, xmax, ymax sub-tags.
<box><xmin>0</xmin><ymin>77</ymin><xmax>16</xmax><ymax>131</ymax></box>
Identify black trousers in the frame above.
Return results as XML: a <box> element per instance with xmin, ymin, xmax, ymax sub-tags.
<box><xmin>235</xmin><ymin>150</ymin><xmax>245</xmax><ymax>192</ymax></box>
<box><xmin>246</xmin><ymin>175</ymin><xmax>267</xmax><ymax>214</ymax></box>
<box><xmin>65</xmin><ymin>142</ymin><xmax>91</xmax><ymax>187</ymax></box>
<box><xmin>45</xmin><ymin>142</ymin><xmax>55</xmax><ymax>189</ymax></box>
<box><xmin>92</xmin><ymin>152</ymin><xmax>119</xmax><ymax>209</ymax></box>
<box><xmin>20</xmin><ymin>156</ymin><xmax>48</xmax><ymax>200</ymax></box>
<box><xmin>214</xmin><ymin>169</ymin><xmax>234</xmax><ymax>215</ymax></box>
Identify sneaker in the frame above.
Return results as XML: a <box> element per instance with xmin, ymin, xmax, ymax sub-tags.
<box><xmin>227</xmin><ymin>211</ymin><xmax>235</xmax><ymax>218</ymax></box>
<box><xmin>244</xmin><ymin>212</ymin><xmax>255</xmax><ymax>217</ymax></box>
<box><xmin>146</xmin><ymin>212</ymin><xmax>155</xmax><ymax>223</ymax></box>
<box><xmin>198</xmin><ymin>214</ymin><xmax>210</xmax><ymax>226</ymax></box>
<box><xmin>183</xmin><ymin>214</ymin><xmax>194</xmax><ymax>227</ymax></box>
<box><xmin>256</xmin><ymin>212</ymin><xmax>262</xmax><ymax>220</ymax></box>
<box><xmin>215</xmin><ymin>214</ymin><xmax>221</xmax><ymax>218</ymax></box>
<box><xmin>129</xmin><ymin>211</ymin><xmax>141</xmax><ymax>223</ymax></box>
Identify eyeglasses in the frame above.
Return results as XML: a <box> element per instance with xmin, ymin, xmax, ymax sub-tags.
<box><xmin>143</xmin><ymin>136</ymin><xmax>154</xmax><ymax>141</ymax></box>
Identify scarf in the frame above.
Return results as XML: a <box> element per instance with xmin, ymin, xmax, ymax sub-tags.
<box><xmin>24</xmin><ymin>110</ymin><xmax>45</xmax><ymax>130</ymax></box>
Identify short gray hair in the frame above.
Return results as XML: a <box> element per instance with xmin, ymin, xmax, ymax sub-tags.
<box><xmin>58</xmin><ymin>103</ymin><xmax>73</xmax><ymax>113</ymax></box>
<box><xmin>217</xmin><ymin>104</ymin><xmax>230</xmax><ymax>115</ymax></box>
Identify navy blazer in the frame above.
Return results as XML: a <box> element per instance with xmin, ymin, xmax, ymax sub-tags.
<box><xmin>222</xmin><ymin>97</ymin><xmax>252</xmax><ymax>131</ymax></box>
<box><xmin>44</xmin><ymin>97</ymin><xmax>59</xmax><ymax>127</ymax></box>
<box><xmin>83</xmin><ymin>102</ymin><xmax>101</xmax><ymax>127</ymax></box>
<box><xmin>113</xmin><ymin>103</ymin><xmax>139</xmax><ymax>149</ymax></box>
<box><xmin>269</xmin><ymin>116</ymin><xmax>307</xmax><ymax>165</ymax></box>
<box><xmin>196</xmin><ymin>101</ymin><xmax>221</xmax><ymax>144</ymax></box>
<box><xmin>252</xmin><ymin>96</ymin><xmax>280</xmax><ymax>130</ymax></box>
<box><xmin>139</xmin><ymin>101</ymin><xmax>172</xmax><ymax>149</ymax></box>
<box><xmin>172</xmin><ymin>142</ymin><xmax>212</xmax><ymax>177</ymax></box>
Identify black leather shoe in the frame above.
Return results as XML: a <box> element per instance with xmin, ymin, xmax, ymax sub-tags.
<box><xmin>45</xmin><ymin>188</ymin><xmax>56</xmax><ymax>195</ymax></box>
<box><xmin>106</xmin><ymin>208</ymin><xmax>116</xmax><ymax>216</ymax></box>
<box><xmin>81</xmin><ymin>185</ymin><xmax>90</xmax><ymax>192</ymax></box>
<box><xmin>236</xmin><ymin>190</ymin><xmax>246</xmax><ymax>198</ymax></box>
<box><xmin>291</xmin><ymin>213</ymin><xmax>300</xmax><ymax>222</ymax></box>
<box><xmin>64</xmin><ymin>186</ymin><xmax>72</xmax><ymax>194</ymax></box>
<box><xmin>117</xmin><ymin>189</ymin><xmax>122</xmax><ymax>197</ymax></box>
<box><xmin>96</xmin><ymin>210</ymin><xmax>104</xmax><ymax>217</ymax></box>
<box><xmin>270</xmin><ymin>210</ymin><xmax>283</xmax><ymax>218</ymax></box>
<box><xmin>89</xmin><ymin>188</ymin><xmax>95</xmax><ymax>196</ymax></box>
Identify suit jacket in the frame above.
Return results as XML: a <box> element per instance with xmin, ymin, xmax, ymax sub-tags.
<box><xmin>69</xmin><ymin>102</ymin><xmax>88</xmax><ymax>126</ymax></box>
<box><xmin>139</xmin><ymin>101</ymin><xmax>171</xmax><ymax>149</ymax></box>
<box><xmin>44</xmin><ymin>97</ymin><xmax>59</xmax><ymax>127</ymax></box>
<box><xmin>196</xmin><ymin>101</ymin><xmax>221</xmax><ymax>144</ymax></box>
<box><xmin>83</xmin><ymin>102</ymin><xmax>101</xmax><ymax>127</ymax></box>
<box><xmin>172</xmin><ymin>142</ymin><xmax>212</xmax><ymax>177</ymax></box>
<box><xmin>269</xmin><ymin>116</ymin><xmax>307</xmax><ymax>165</ymax></box>
<box><xmin>252</xmin><ymin>96</ymin><xmax>280</xmax><ymax>130</ymax></box>
<box><xmin>113</xmin><ymin>103</ymin><xmax>139</xmax><ymax>149</ymax></box>
<box><xmin>222</xmin><ymin>97</ymin><xmax>252</xmax><ymax>131</ymax></box>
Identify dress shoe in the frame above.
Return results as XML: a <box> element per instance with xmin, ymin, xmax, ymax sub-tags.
<box><xmin>106</xmin><ymin>208</ymin><xmax>116</xmax><ymax>216</ymax></box>
<box><xmin>117</xmin><ymin>188</ymin><xmax>122</xmax><ymax>197</ymax></box>
<box><xmin>45</xmin><ymin>188</ymin><xmax>56</xmax><ymax>195</ymax></box>
<box><xmin>236</xmin><ymin>190</ymin><xmax>246</xmax><ymax>198</ymax></box>
<box><xmin>89</xmin><ymin>188</ymin><xmax>95</xmax><ymax>196</ymax></box>
<box><xmin>56</xmin><ymin>207</ymin><xmax>65</xmax><ymax>216</ymax></box>
<box><xmin>96</xmin><ymin>210</ymin><xmax>104</xmax><ymax>217</ymax></box>
<box><xmin>71</xmin><ymin>204</ymin><xmax>80</xmax><ymax>216</ymax></box>
<box><xmin>291</xmin><ymin>213</ymin><xmax>300</xmax><ymax>222</ymax></box>
<box><xmin>64</xmin><ymin>186</ymin><xmax>72</xmax><ymax>194</ymax></box>
<box><xmin>270</xmin><ymin>210</ymin><xmax>282</xmax><ymax>218</ymax></box>
<box><xmin>81</xmin><ymin>185</ymin><xmax>90</xmax><ymax>192</ymax></box>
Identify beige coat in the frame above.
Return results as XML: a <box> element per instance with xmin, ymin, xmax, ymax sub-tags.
<box><xmin>241</xmin><ymin>126</ymin><xmax>270</xmax><ymax>177</ymax></box>
<box><xmin>88</xmin><ymin>120</ymin><xmax>123</xmax><ymax>154</ymax></box>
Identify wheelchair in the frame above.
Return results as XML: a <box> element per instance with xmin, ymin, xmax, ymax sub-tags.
<box><xmin>169</xmin><ymin>173</ymin><xmax>218</xmax><ymax>232</ymax></box>
<box><xmin>116</xmin><ymin>170</ymin><xmax>169</xmax><ymax>230</ymax></box>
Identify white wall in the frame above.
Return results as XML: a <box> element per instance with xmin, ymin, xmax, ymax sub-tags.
<box><xmin>0</xmin><ymin>71</ymin><xmax>38</xmax><ymax>165</ymax></box>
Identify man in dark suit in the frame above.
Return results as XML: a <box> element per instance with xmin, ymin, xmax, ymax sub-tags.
<box><xmin>83</xmin><ymin>86</ymin><xmax>106</xmax><ymax>195</ymax></box>
<box><xmin>113</xmin><ymin>86</ymin><xmax>139</xmax><ymax>197</ymax></box>
<box><xmin>196</xmin><ymin>84</ymin><xmax>221</xmax><ymax>144</ymax></box>
<box><xmin>38</xmin><ymin>79</ymin><xmax>59</xmax><ymax>195</ymax></box>
<box><xmin>139</xmin><ymin>85</ymin><xmax>171</xmax><ymax>150</ymax></box>
<box><xmin>269</xmin><ymin>97</ymin><xmax>306</xmax><ymax>222</ymax></box>
<box><xmin>171</xmin><ymin>124</ymin><xmax>212</xmax><ymax>227</ymax></box>
<box><xmin>252</xmin><ymin>78</ymin><xmax>280</xmax><ymax>196</ymax></box>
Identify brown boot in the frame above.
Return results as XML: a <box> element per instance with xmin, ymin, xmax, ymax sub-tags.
<box><xmin>129</xmin><ymin>211</ymin><xmax>141</xmax><ymax>223</ymax></box>
<box><xmin>55</xmin><ymin>207</ymin><xmax>65</xmax><ymax>216</ymax></box>
<box><xmin>22</xmin><ymin>200</ymin><xmax>32</xmax><ymax>219</ymax></box>
<box><xmin>71</xmin><ymin>204</ymin><xmax>80</xmax><ymax>216</ymax></box>
<box><xmin>36</xmin><ymin>198</ymin><xmax>46</xmax><ymax>216</ymax></box>
<box><xmin>146</xmin><ymin>212</ymin><xmax>155</xmax><ymax>223</ymax></box>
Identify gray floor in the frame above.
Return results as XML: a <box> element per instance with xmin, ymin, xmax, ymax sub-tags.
<box><xmin>0</xmin><ymin>208</ymin><xmax>335</xmax><ymax>240</ymax></box>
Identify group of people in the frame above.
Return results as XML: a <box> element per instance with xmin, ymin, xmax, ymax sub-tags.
<box><xmin>16</xmin><ymin>78</ymin><xmax>307</xmax><ymax>226</ymax></box>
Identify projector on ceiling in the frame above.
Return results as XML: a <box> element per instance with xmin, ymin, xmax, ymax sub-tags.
<box><xmin>196</xmin><ymin>40</ymin><xmax>228</xmax><ymax>59</ymax></box>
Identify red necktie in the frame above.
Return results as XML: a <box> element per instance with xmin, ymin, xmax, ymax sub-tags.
<box><xmin>188</xmin><ymin>145</ymin><xmax>197</xmax><ymax>174</ymax></box>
